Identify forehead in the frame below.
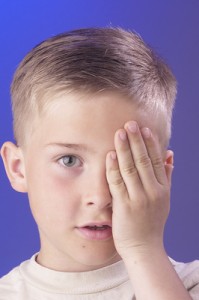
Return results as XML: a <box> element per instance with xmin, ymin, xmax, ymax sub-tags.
<box><xmin>39</xmin><ymin>92</ymin><xmax>144</xmax><ymax>133</ymax></box>
<box><xmin>42</xmin><ymin>90</ymin><xmax>144</xmax><ymax>118</ymax></box>
<box><xmin>28</xmin><ymin>91</ymin><xmax>162</xmax><ymax>153</ymax></box>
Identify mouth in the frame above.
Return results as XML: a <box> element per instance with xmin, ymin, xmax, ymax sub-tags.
<box><xmin>77</xmin><ymin>222</ymin><xmax>112</xmax><ymax>240</ymax></box>
<box><xmin>84</xmin><ymin>225</ymin><xmax>111</xmax><ymax>231</ymax></box>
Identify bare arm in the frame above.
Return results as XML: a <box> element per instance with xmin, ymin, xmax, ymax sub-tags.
<box><xmin>106</xmin><ymin>121</ymin><xmax>192</xmax><ymax>300</ymax></box>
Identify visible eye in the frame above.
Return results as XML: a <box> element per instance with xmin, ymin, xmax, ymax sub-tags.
<box><xmin>59</xmin><ymin>155</ymin><xmax>81</xmax><ymax>168</ymax></box>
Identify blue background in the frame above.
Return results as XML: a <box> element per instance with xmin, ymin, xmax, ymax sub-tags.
<box><xmin>0</xmin><ymin>0</ymin><xmax>199</xmax><ymax>277</ymax></box>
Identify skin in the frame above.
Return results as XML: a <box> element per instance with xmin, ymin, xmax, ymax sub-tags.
<box><xmin>1</xmin><ymin>92</ymin><xmax>191</xmax><ymax>299</ymax></box>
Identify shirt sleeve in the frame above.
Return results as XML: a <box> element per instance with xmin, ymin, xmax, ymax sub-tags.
<box><xmin>170</xmin><ymin>258</ymin><xmax>199</xmax><ymax>299</ymax></box>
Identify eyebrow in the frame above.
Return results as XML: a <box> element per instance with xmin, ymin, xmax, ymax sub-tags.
<box><xmin>45</xmin><ymin>143</ymin><xmax>95</xmax><ymax>153</ymax></box>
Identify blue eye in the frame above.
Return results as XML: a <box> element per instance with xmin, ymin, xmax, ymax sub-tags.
<box><xmin>60</xmin><ymin>155</ymin><xmax>81</xmax><ymax>168</ymax></box>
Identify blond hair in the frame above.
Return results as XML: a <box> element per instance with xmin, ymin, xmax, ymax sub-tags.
<box><xmin>11</xmin><ymin>27</ymin><xmax>177</xmax><ymax>147</ymax></box>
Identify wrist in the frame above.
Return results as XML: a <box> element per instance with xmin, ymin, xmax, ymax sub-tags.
<box><xmin>121</xmin><ymin>244</ymin><xmax>191</xmax><ymax>300</ymax></box>
<box><xmin>120</xmin><ymin>240</ymin><xmax>166</xmax><ymax>264</ymax></box>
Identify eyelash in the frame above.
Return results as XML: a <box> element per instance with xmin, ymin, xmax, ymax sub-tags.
<box><xmin>58</xmin><ymin>155</ymin><xmax>82</xmax><ymax>168</ymax></box>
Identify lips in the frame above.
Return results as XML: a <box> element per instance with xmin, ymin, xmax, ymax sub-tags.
<box><xmin>77</xmin><ymin>222</ymin><xmax>112</xmax><ymax>240</ymax></box>
<box><xmin>84</xmin><ymin>225</ymin><xmax>110</xmax><ymax>231</ymax></box>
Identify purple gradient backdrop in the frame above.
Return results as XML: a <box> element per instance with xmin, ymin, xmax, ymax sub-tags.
<box><xmin>0</xmin><ymin>0</ymin><xmax>199</xmax><ymax>277</ymax></box>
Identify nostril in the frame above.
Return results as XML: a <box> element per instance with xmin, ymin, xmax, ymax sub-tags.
<box><xmin>86</xmin><ymin>200</ymin><xmax>112</xmax><ymax>208</ymax></box>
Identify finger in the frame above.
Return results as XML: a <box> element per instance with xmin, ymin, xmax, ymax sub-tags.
<box><xmin>114</xmin><ymin>129</ymin><xmax>143</xmax><ymax>197</ymax></box>
<box><xmin>123</xmin><ymin>122</ymin><xmax>158</xmax><ymax>189</ymax></box>
<box><xmin>106</xmin><ymin>151</ymin><xmax>129</xmax><ymax>202</ymax></box>
<box><xmin>140</xmin><ymin>127</ymin><xmax>168</xmax><ymax>186</ymax></box>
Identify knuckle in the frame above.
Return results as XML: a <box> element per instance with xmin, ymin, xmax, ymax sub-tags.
<box><xmin>150</xmin><ymin>188</ymin><xmax>160</xmax><ymax>201</ymax></box>
<box><xmin>122</xmin><ymin>164</ymin><xmax>138</xmax><ymax>176</ymax></box>
<box><xmin>135</xmin><ymin>155</ymin><xmax>151</xmax><ymax>168</ymax></box>
<box><xmin>108</xmin><ymin>169</ymin><xmax>124</xmax><ymax>187</ymax></box>
<box><xmin>112</xmin><ymin>177</ymin><xmax>124</xmax><ymax>186</ymax></box>
<box><xmin>149</xmin><ymin>186</ymin><xmax>166</xmax><ymax>202</ymax></box>
<box><xmin>152</xmin><ymin>156</ymin><xmax>163</xmax><ymax>168</ymax></box>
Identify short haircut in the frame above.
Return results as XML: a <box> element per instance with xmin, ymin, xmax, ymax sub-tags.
<box><xmin>11</xmin><ymin>27</ymin><xmax>177</xmax><ymax>147</ymax></box>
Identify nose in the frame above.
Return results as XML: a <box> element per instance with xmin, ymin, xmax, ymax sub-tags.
<box><xmin>83</xmin><ymin>170</ymin><xmax>112</xmax><ymax>209</ymax></box>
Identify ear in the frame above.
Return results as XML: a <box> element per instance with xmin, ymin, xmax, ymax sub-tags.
<box><xmin>1</xmin><ymin>142</ymin><xmax>27</xmax><ymax>193</ymax></box>
<box><xmin>164</xmin><ymin>149</ymin><xmax>174</xmax><ymax>184</ymax></box>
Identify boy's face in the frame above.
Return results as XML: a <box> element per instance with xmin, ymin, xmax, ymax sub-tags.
<box><xmin>8</xmin><ymin>92</ymin><xmax>165</xmax><ymax>272</ymax></box>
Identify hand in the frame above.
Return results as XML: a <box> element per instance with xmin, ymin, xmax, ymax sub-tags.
<box><xmin>106</xmin><ymin>121</ymin><xmax>174</xmax><ymax>259</ymax></box>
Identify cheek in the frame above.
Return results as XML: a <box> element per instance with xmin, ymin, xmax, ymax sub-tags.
<box><xmin>28</xmin><ymin>168</ymin><xmax>80</xmax><ymax>226</ymax></box>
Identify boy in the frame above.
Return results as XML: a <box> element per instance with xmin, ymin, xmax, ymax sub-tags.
<box><xmin>0</xmin><ymin>27</ymin><xmax>199</xmax><ymax>299</ymax></box>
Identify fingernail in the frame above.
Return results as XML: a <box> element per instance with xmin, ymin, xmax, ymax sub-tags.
<box><xmin>110</xmin><ymin>151</ymin><xmax>117</xmax><ymax>160</ymax></box>
<box><xmin>119</xmin><ymin>130</ymin><xmax>127</xmax><ymax>141</ymax></box>
<box><xmin>128</xmin><ymin>121</ymin><xmax>137</xmax><ymax>133</ymax></box>
<box><xmin>141</xmin><ymin>127</ymin><xmax>151</xmax><ymax>138</ymax></box>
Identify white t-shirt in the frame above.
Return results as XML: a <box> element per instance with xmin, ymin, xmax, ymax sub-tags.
<box><xmin>0</xmin><ymin>254</ymin><xmax>199</xmax><ymax>299</ymax></box>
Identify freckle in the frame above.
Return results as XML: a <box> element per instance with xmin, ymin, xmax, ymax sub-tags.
<box><xmin>82</xmin><ymin>245</ymin><xmax>86</xmax><ymax>248</ymax></box>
